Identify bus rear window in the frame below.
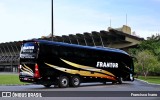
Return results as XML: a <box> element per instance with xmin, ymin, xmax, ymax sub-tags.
<box><xmin>20</xmin><ymin>42</ymin><xmax>38</xmax><ymax>59</ymax></box>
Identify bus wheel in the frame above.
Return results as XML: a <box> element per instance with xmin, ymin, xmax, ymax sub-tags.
<box><xmin>43</xmin><ymin>84</ymin><xmax>51</xmax><ymax>88</ymax></box>
<box><xmin>112</xmin><ymin>81</ymin><xmax>117</xmax><ymax>84</ymax></box>
<box><xmin>118</xmin><ymin>77</ymin><xmax>123</xmax><ymax>84</ymax></box>
<box><xmin>102</xmin><ymin>81</ymin><xmax>107</xmax><ymax>85</ymax></box>
<box><xmin>59</xmin><ymin>76</ymin><xmax>69</xmax><ymax>88</ymax></box>
<box><xmin>70</xmin><ymin>76</ymin><xmax>81</xmax><ymax>87</ymax></box>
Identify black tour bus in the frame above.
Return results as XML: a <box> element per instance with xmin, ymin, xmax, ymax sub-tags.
<box><xmin>19</xmin><ymin>40</ymin><xmax>134</xmax><ymax>88</ymax></box>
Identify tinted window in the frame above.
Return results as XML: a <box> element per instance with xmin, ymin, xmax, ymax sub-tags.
<box><xmin>20</xmin><ymin>42</ymin><xmax>38</xmax><ymax>59</ymax></box>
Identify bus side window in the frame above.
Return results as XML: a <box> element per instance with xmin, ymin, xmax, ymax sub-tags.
<box><xmin>74</xmin><ymin>48</ymin><xmax>84</xmax><ymax>58</ymax></box>
<box><xmin>58</xmin><ymin>46</ymin><xmax>74</xmax><ymax>57</ymax></box>
<box><xmin>42</xmin><ymin>45</ymin><xmax>52</xmax><ymax>56</ymax></box>
<box><xmin>51</xmin><ymin>46</ymin><xmax>58</xmax><ymax>56</ymax></box>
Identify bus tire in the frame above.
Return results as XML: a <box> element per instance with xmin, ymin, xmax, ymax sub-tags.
<box><xmin>112</xmin><ymin>81</ymin><xmax>117</xmax><ymax>84</ymax></box>
<box><xmin>102</xmin><ymin>81</ymin><xmax>107</xmax><ymax>85</ymax></box>
<box><xmin>58</xmin><ymin>76</ymin><xmax>69</xmax><ymax>88</ymax></box>
<box><xmin>70</xmin><ymin>75</ymin><xmax>81</xmax><ymax>87</ymax></box>
<box><xmin>118</xmin><ymin>77</ymin><xmax>123</xmax><ymax>84</ymax></box>
<box><xmin>43</xmin><ymin>84</ymin><xmax>51</xmax><ymax>88</ymax></box>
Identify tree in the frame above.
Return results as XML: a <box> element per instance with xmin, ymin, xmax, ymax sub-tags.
<box><xmin>135</xmin><ymin>50</ymin><xmax>158</xmax><ymax>79</ymax></box>
<box><xmin>153</xmin><ymin>62</ymin><xmax>160</xmax><ymax>75</ymax></box>
<box><xmin>138</xmin><ymin>34</ymin><xmax>160</xmax><ymax>60</ymax></box>
<box><xmin>129</xmin><ymin>34</ymin><xmax>160</xmax><ymax>77</ymax></box>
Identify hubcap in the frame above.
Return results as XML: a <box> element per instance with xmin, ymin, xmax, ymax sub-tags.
<box><xmin>62</xmin><ymin>78</ymin><xmax>68</xmax><ymax>86</ymax></box>
<box><xmin>73</xmin><ymin>78</ymin><xmax>79</xmax><ymax>85</ymax></box>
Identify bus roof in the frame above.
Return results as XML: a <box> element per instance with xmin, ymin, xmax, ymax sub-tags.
<box><xmin>24</xmin><ymin>40</ymin><xmax>129</xmax><ymax>56</ymax></box>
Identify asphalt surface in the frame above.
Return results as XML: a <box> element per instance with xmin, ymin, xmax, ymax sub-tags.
<box><xmin>0</xmin><ymin>79</ymin><xmax>159</xmax><ymax>100</ymax></box>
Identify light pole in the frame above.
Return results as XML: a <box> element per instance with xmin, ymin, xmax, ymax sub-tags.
<box><xmin>51</xmin><ymin>0</ymin><xmax>54</xmax><ymax>41</ymax></box>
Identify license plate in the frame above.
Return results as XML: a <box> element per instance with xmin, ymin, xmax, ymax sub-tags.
<box><xmin>24</xmin><ymin>78</ymin><xmax>28</xmax><ymax>80</ymax></box>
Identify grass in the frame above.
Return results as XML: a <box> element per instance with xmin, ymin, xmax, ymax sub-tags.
<box><xmin>0</xmin><ymin>74</ymin><xmax>28</xmax><ymax>85</ymax></box>
<box><xmin>138</xmin><ymin>76</ymin><xmax>160</xmax><ymax>84</ymax></box>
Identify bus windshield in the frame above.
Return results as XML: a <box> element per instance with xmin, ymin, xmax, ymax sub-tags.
<box><xmin>20</xmin><ymin>42</ymin><xmax>38</xmax><ymax>59</ymax></box>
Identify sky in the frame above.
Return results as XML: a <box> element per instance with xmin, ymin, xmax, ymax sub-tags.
<box><xmin>0</xmin><ymin>0</ymin><xmax>160</xmax><ymax>43</ymax></box>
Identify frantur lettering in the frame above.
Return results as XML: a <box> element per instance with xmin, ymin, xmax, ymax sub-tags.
<box><xmin>96</xmin><ymin>62</ymin><xmax>118</xmax><ymax>68</ymax></box>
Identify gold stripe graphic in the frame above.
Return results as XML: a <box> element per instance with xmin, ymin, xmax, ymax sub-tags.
<box><xmin>22</xmin><ymin>65</ymin><xmax>33</xmax><ymax>74</ymax></box>
<box><xmin>24</xmin><ymin>64</ymin><xmax>33</xmax><ymax>73</ymax></box>
<box><xmin>20</xmin><ymin>68</ymin><xmax>34</xmax><ymax>76</ymax></box>
<box><xmin>60</xmin><ymin>58</ymin><xmax>115</xmax><ymax>77</ymax></box>
<box><xmin>45</xmin><ymin>63</ymin><xmax>116</xmax><ymax>80</ymax></box>
<box><xmin>20</xmin><ymin>64</ymin><xmax>34</xmax><ymax>76</ymax></box>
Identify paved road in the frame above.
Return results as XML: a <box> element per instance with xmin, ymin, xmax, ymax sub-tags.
<box><xmin>0</xmin><ymin>80</ymin><xmax>159</xmax><ymax>100</ymax></box>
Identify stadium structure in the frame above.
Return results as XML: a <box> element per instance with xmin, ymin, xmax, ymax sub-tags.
<box><xmin>0</xmin><ymin>25</ymin><xmax>144</xmax><ymax>72</ymax></box>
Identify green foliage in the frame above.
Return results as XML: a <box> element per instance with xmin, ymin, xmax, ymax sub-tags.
<box><xmin>129</xmin><ymin>34</ymin><xmax>160</xmax><ymax>78</ymax></box>
<box><xmin>135</xmin><ymin>50</ymin><xmax>158</xmax><ymax>78</ymax></box>
<box><xmin>138</xmin><ymin>35</ymin><xmax>160</xmax><ymax>60</ymax></box>
<box><xmin>153</xmin><ymin>62</ymin><xmax>160</xmax><ymax>75</ymax></box>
